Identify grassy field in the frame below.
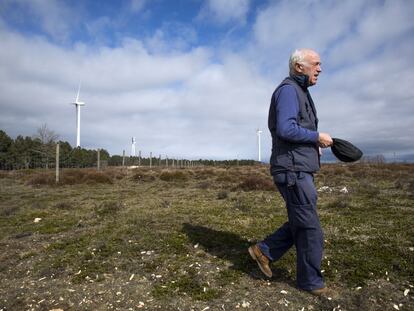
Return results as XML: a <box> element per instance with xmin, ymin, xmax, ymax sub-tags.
<box><xmin>0</xmin><ymin>164</ymin><xmax>413</xmax><ymax>311</ymax></box>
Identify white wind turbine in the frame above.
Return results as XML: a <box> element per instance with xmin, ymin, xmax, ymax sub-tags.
<box><xmin>256</xmin><ymin>129</ymin><xmax>262</xmax><ymax>162</ymax></box>
<box><xmin>71</xmin><ymin>83</ymin><xmax>85</xmax><ymax>147</ymax></box>
<box><xmin>131</xmin><ymin>137</ymin><xmax>136</xmax><ymax>156</ymax></box>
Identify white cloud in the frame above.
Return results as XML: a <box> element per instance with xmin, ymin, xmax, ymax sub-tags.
<box><xmin>250</xmin><ymin>0</ymin><xmax>414</xmax><ymax>159</ymax></box>
<box><xmin>327</xmin><ymin>0</ymin><xmax>414</xmax><ymax>67</ymax></box>
<box><xmin>0</xmin><ymin>29</ymin><xmax>210</xmax><ymax>92</ymax></box>
<box><xmin>0</xmin><ymin>0</ymin><xmax>78</xmax><ymax>42</ymax></box>
<box><xmin>198</xmin><ymin>0</ymin><xmax>251</xmax><ymax>24</ymax></box>
<box><xmin>317</xmin><ymin>40</ymin><xmax>414</xmax><ymax>153</ymax></box>
<box><xmin>144</xmin><ymin>22</ymin><xmax>198</xmax><ymax>53</ymax></box>
<box><xmin>253</xmin><ymin>1</ymin><xmax>365</xmax><ymax>50</ymax></box>
<box><xmin>0</xmin><ymin>27</ymin><xmax>269</xmax><ymax>159</ymax></box>
<box><xmin>0</xmin><ymin>0</ymin><xmax>413</xmax><ymax>160</ymax></box>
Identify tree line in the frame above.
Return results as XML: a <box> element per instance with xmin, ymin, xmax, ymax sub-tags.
<box><xmin>0</xmin><ymin>128</ymin><xmax>110</xmax><ymax>170</ymax></box>
<box><xmin>0</xmin><ymin>128</ymin><xmax>257</xmax><ymax>170</ymax></box>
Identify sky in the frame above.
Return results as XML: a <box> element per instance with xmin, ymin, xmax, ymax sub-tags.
<box><xmin>0</xmin><ymin>0</ymin><xmax>413</xmax><ymax>162</ymax></box>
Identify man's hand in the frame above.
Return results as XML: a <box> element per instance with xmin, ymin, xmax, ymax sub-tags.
<box><xmin>318</xmin><ymin>132</ymin><xmax>333</xmax><ymax>148</ymax></box>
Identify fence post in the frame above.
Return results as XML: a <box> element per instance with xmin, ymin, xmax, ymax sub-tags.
<box><xmin>138</xmin><ymin>150</ymin><xmax>141</xmax><ymax>166</ymax></box>
<box><xmin>97</xmin><ymin>149</ymin><xmax>101</xmax><ymax>170</ymax></box>
<box><xmin>150</xmin><ymin>152</ymin><xmax>152</xmax><ymax>168</ymax></box>
<box><xmin>122</xmin><ymin>150</ymin><xmax>125</xmax><ymax>167</ymax></box>
<box><xmin>55</xmin><ymin>143</ymin><xmax>60</xmax><ymax>184</ymax></box>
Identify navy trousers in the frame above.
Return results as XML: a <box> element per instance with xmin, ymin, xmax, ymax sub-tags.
<box><xmin>258</xmin><ymin>171</ymin><xmax>324</xmax><ymax>291</ymax></box>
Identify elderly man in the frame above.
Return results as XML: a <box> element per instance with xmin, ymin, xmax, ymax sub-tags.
<box><xmin>248</xmin><ymin>49</ymin><xmax>333</xmax><ymax>295</ymax></box>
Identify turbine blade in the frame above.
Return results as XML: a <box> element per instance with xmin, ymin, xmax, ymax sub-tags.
<box><xmin>76</xmin><ymin>81</ymin><xmax>82</xmax><ymax>102</ymax></box>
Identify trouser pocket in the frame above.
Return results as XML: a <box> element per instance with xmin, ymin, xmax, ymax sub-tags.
<box><xmin>287</xmin><ymin>173</ymin><xmax>316</xmax><ymax>206</ymax></box>
<box><xmin>287</xmin><ymin>202</ymin><xmax>320</xmax><ymax>230</ymax></box>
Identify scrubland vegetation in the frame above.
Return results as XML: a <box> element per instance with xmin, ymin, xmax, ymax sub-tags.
<box><xmin>0</xmin><ymin>164</ymin><xmax>413</xmax><ymax>310</ymax></box>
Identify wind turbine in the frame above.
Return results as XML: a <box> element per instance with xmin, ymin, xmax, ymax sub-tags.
<box><xmin>71</xmin><ymin>83</ymin><xmax>85</xmax><ymax>147</ymax></box>
<box><xmin>256</xmin><ymin>129</ymin><xmax>262</xmax><ymax>162</ymax></box>
<box><xmin>131</xmin><ymin>137</ymin><xmax>136</xmax><ymax>157</ymax></box>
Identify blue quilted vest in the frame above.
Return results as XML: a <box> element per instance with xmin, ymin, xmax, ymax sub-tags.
<box><xmin>268</xmin><ymin>76</ymin><xmax>320</xmax><ymax>174</ymax></box>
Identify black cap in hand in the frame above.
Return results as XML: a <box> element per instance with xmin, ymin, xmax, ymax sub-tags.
<box><xmin>331</xmin><ymin>138</ymin><xmax>363</xmax><ymax>162</ymax></box>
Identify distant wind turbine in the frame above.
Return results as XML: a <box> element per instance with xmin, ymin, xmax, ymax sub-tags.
<box><xmin>256</xmin><ymin>129</ymin><xmax>262</xmax><ymax>162</ymax></box>
<box><xmin>71</xmin><ymin>83</ymin><xmax>85</xmax><ymax>147</ymax></box>
<box><xmin>131</xmin><ymin>137</ymin><xmax>136</xmax><ymax>156</ymax></box>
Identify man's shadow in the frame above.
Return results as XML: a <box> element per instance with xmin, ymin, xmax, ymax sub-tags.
<box><xmin>182</xmin><ymin>223</ymin><xmax>292</xmax><ymax>283</ymax></box>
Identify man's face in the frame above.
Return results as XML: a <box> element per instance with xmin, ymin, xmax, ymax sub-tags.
<box><xmin>296</xmin><ymin>52</ymin><xmax>322</xmax><ymax>86</ymax></box>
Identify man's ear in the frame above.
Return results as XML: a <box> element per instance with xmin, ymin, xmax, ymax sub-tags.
<box><xmin>295</xmin><ymin>62</ymin><xmax>303</xmax><ymax>74</ymax></box>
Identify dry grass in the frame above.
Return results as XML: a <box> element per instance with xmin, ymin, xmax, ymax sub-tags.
<box><xmin>23</xmin><ymin>168</ymin><xmax>116</xmax><ymax>186</ymax></box>
<box><xmin>0</xmin><ymin>163</ymin><xmax>413</xmax><ymax>310</ymax></box>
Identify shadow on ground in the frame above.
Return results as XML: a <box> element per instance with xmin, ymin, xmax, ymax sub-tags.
<box><xmin>182</xmin><ymin>223</ymin><xmax>292</xmax><ymax>284</ymax></box>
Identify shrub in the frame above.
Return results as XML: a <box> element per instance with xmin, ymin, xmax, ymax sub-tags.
<box><xmin>324</xmin><ymin>196</ymin><xmax>352</xmax><ymax>209</ymax></box>
<box><xmin>94</xmin><ymin>201</ymin><xmax>122</xmax><ymax>216</ymax></box>
<box><xmin>82</xmin><ymin>171</ymin><xmax>113</xmax><ymax>184</ymax></box>
<box><xmin>25</xmin><ymin>169</ymin><xmax>114</xmax><ymax>186</ymax></box>
<box><xmin>194</xmin><ymin>168</ymin><xmax>217</xmax><ymax>179</ymax></box>
<box><xmin>232</xmin><ymin>197</ymin><xmax>252</xmax><ymax>212</ymax></box>
<box><xmin>217</xmin><ymin>190</ymin><xmax>228</xmax><ymax>200</ymax></box>
<box><xmin>55</xmin><ymin>169</ymin><xmax>86</xmax><ymax>185</ymax></box>
<box><xmin>357</xmin><ymin>181</ymin><xmax>380</xmax><ymax>197</ymax></box>
<box><xmin>408</xmin><ymin>180</ymin><xmax>414</xmax><ymax>196</ymax></box>
<box><xmin>196</xmin><ymin>181</ymin><xmax>210</xmax><ymax>189</ymax></box>
<box><xmin>0</xmin><ymin>205</ymin><xmax>19</xmax><ymax>217</ymax></box>
<box><xmin>60</xmin><ymin>175</ymin><xmax>78</xmax><ymax>185</ymax></box>
<box><xmin>59</xmin><ymin>169</ymin><xmax>113</xmax><ymax>185</ymax></box>
<box><xmin>105</xmin><ymin>168</ymin><xmax>126</xmax><ymax>180</ymax></box>
<box><xmin>395</xmin><ymin>178</ymin><xmax>414</xmax><ymax>197</ymax></box>
<box><xmin>26</xmin><ymin>172</ymin><xmax>55</xmax><ymax>186</ymax></box>
<box><xmin>237</xmin><ymin>175</ymin><xmax>275</xmax><ymax>191</ymax></box>
<box><xmin>132</xmin><ymin>169</ymin><xmax>156</xmax><ymax>182</ymax></box>
<box><xmin>159</xmin><ymin>170</ymin><xmax>188</xmax><ymax>182</ymax></box>
<box><xmin>54</xmin><ymin>202</ymin><xmax>73</xmax><ymax>210</ymax></box>
<box><xmin>216</xmin><ymin>173</ymin><xmax>238</xmax><ymax>184</ymax></box>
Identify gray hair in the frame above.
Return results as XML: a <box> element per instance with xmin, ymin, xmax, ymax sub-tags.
<box><xmin>289</xmin><ymin>49</ymin><xmax>311</xmax><ymax>75</ymax></box>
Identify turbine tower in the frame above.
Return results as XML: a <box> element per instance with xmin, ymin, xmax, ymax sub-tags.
<box><xmin>131</xmin><ymin>137</ymin><xmax>136</xmax><ymax>157</ymax></box>
<box><xmin>256</xmin><ymin>129</ymin><xmax>262</xmax><ymax>162</ymax></box>
<box><xmin>71</xmin><ymin>83</ymin><xmax>85</xmax><ymax>147</ymax></box>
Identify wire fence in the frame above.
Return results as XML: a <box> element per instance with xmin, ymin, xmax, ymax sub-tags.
<box><xmin>1</xmin><ymin>147</ymin><xmax>203</xmax><ymax>170</ymax></box>
<box><xmin>1</xmin><ymin>142</ymin><xmax>255</xmax><ymax>171</ymax></box>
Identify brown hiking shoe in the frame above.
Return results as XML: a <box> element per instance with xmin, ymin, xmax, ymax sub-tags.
<box><xmin>248</xmin><ymin>244</ymin><xmax>272</xmax><ymax>278</ymax></box>
<box><xmin>308</xmin><ymin>287</ymin><xmax>338</xmax><ymax>299</ymax></box>
<box><xmin>309</xmin><ymin>287</ymin><xmax>328</xmax><ymax>296</ymax></box>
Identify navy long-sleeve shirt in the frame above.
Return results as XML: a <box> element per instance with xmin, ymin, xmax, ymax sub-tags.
<box><xmin>275</xmin><ymin>85</ymin><xmax>319</xmax><ymax>144</ymax></box>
